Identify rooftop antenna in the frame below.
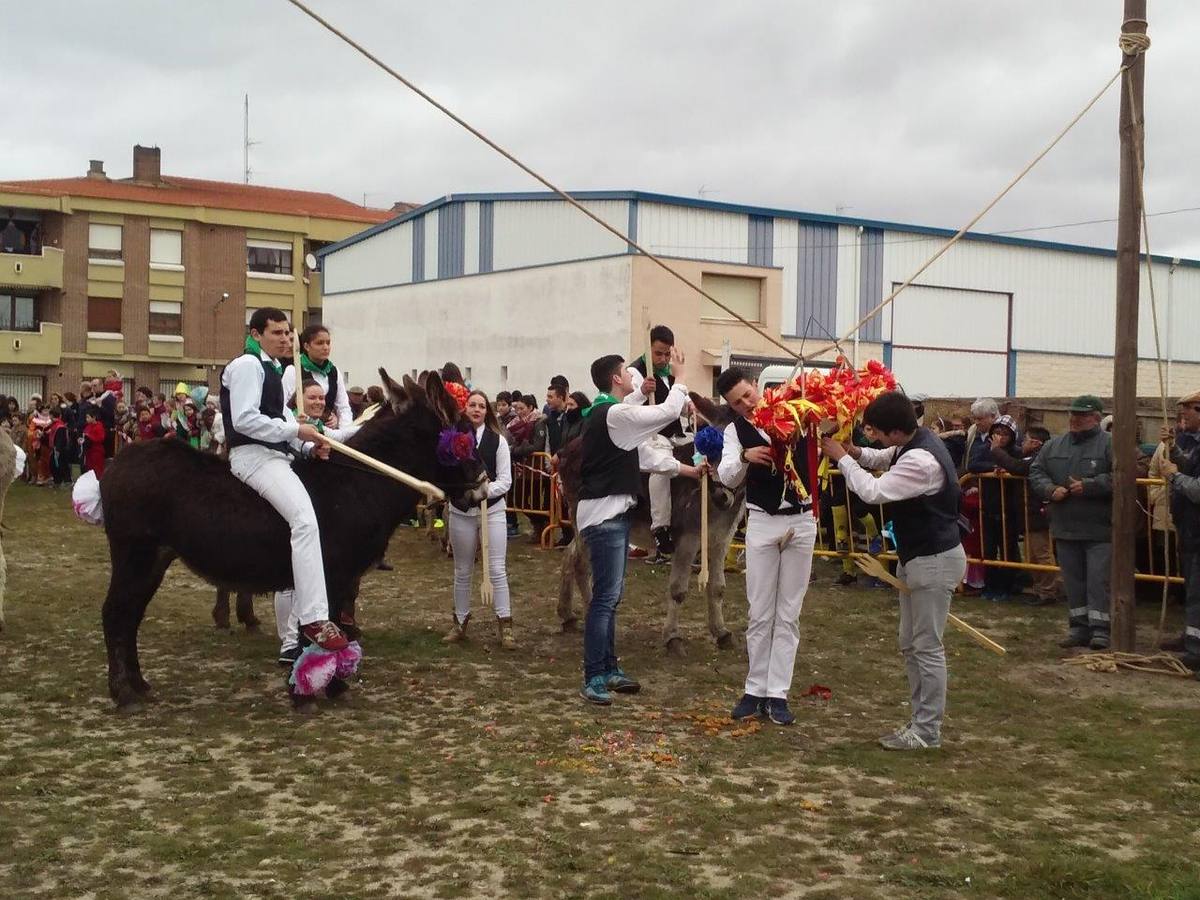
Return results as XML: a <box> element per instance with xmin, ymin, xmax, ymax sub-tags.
<box><xmin>243</xmin><ymin>93</ymin><xmax>261</xmax><ymax>184</ymax></box>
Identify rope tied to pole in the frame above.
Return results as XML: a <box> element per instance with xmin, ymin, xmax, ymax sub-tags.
<box><xmin>1118</xmin><ymin>22</ymin><xmax>1151</xmax><ymax>57</ymax></box>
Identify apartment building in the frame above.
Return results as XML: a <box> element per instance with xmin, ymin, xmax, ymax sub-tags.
<box><xmin>0</xmin><ymin>145</ymin><xmax>397</xmax><ymax>403</ymax></box>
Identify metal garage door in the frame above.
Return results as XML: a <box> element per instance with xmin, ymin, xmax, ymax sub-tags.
<box><xmin>0</xmin><ymin>373</ymin><xmax>45</xmax><ymax>407</ymax></box>
<box><xmin>888</xmin><ymin>284</ymin><xmax>1011</xmax><ymax>398</ymax></box>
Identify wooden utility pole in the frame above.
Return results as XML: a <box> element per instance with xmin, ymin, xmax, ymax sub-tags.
<box><xmin>1110</xmin><ymin>3</ymin><xmax>1148</xmax><ymax>652</ymax></box>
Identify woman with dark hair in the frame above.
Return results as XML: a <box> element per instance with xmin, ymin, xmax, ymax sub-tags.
<box><xmin>561</xmin><ymin>391</ymin><xmax>591</xmax><ymax>447</ymax></box>
<box><xmin>441</xmin><ymin>362</ymin><xmax>465</xmax><ymax>386</ymax></box>
<box><xmin>444</xmin><ymin>389</ymin><xmax>516</xmax><ymax>649</ymax></box>
<box><xmin>281</xmin><ymin>324</ymin><xmax>353</xmax><ymax>430</ymax></box>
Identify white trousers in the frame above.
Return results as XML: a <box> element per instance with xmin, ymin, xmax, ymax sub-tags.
<box><xmin>276</xmin><ymin>589</ymin><xmax>299</xmax><ymax>650</ymax></box>
<box><xmin>644</xmin><ymin>434</ymin><xmax>674</xmax><ymax>531</ymax></box>
<box><xmin>449</xmin><ymin>502</ymin><xmax>512</xmax><ymax>619</ymax></box>
<box><xmin>743</xmin><ymin>509</ymin><xmax>816</xmax><ymax>699</ymax></box>
<box><xmin>228</xmin><ymin>447</ymin><xmax>328</xmax><ymax>633</ymax></box>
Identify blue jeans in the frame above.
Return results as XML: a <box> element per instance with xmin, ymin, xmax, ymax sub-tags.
<box><xmin>582</xmin><ymin>513</ymin><xmax>631</xmax><ymax>680</ymax></box>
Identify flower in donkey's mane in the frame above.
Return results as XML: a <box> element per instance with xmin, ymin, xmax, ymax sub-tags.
<box><xmin>444</xmin><ymin>381</ymin><xmax>470</xmax><ymax>413</ymax></box>
<box><xmin>693</xmin><ymin>425</ymin><xmax>724</xmax><ymax>465</ymax></box>
<box><xmin>437</xmin><ymin>428</ymin><xmax>477</xmax><ymax>467</ymax></box>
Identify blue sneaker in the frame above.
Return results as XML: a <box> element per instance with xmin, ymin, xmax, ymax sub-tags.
<box><xmin>581</xmin><ymin>675</ymin><xmax>612</xmax><ymax>705</ymax></box>
<box><xmin>605</xmin><ymin>667</ymin><xmax>641</xmax><ymax>694</ymax></box>
<box><xmin>731</xmin><ymin>693</ymin><xmax>765</xmax><ymax>720</ymax></box>
<box><xmin>766</xmin><ymin>698</ymin><xmax>795</xmax><ymax>726</ymax></box>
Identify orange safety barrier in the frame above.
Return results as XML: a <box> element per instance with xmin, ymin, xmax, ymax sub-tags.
<box><xmin>505</xmin><ymin>451</ymin><xmax>571</xmax><ymax>548</ymax></box>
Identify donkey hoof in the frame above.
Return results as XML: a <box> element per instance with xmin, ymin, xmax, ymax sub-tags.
<box><xmin>112</xmin><ymin>685</ymin><xmax>145</xmax><ymax>711</ymax></box>
<box><xmin>326</xmin><ymin>677</ymin><xmax>351</xmax><ymax>701</ymax></box>
<box><xmin>716</xmin><ymin>631</ymin><xmax>736</xmax><ymax>651</ymax></box>
<box><xmin>665</xmin><ymin>637</ymin><xmax>687</xmax><ymax>658</ymax></box>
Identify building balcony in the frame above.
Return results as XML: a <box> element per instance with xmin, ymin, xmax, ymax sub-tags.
<box><xmin>0</xmin><ymin>321</ymin><xmax>63</xmax><ymax>366</ymax></box>
<box><xmin>306</xmin><ymin>270</ymin><xmax>322</xmax><ymax>311</ymax></box>
<box><xmin>0</xmin><ymin>248</ymin><xmax>65</xmax><ymax>291</ymax></box>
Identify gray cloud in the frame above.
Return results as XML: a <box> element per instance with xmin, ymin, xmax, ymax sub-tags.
<box><xmin>3</xmin><ymin>0</ymin><xmax>1196</xmax><ymax>255</ymax></box>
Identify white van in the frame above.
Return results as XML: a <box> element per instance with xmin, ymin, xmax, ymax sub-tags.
<box><xmin>756</xmin><ymin>361</ymin><xmax>836</xmax><ymax>392</ymax></box>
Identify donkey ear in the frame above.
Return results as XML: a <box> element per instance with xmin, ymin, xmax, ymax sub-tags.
<box><xmin>401</xmin><ymin>373</ymin><xmax>428</xmax><ymax>410</ymax></box>
<box><xmin>689</xmin><ymin>391</ymin><xmax>721</xmax><ymax>426</ymax></box>
<box><xmin>379</xmin><ymin>368</ymin><xmax>408</xmax><ymax>408</ymax></box>
<box><xmin>422</xmin><ymin>371</ymin><xmax>460</xmax><ymax>426</ymax></box>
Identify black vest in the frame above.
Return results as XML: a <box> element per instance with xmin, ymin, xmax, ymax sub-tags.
<box><xmin>631</xmin><ymin>356</ymin><xmax>684</xmax><ymax>439</ymax></box>
<box><xmin>220</xmin><ymin>355</ymin><xmax>291</xmax><ymax>454</ymax></box>
<box><xmin>478</xmin><ymin>427</ymin><xmax>500</xmax><ymax>482</ymax></box>
<box><xmin>579</xmin><ymin>403</ymin><xmax>640</xmax><ymax>501</ymax></box>
<box><xmin>888</xmin><ymin>428</ymin><xmax>962</xmax><ymax>564</ymax></box>
<box><xmin>734</xmin><ymin>416</ymin><xmax>810</xmax><ymax>515</ymax></box>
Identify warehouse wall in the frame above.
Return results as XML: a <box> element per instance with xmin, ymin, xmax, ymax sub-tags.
<box><xmin>323</xmin><ymin>255</ymin><xmax>633</xmax><ymax>396</ymax></box>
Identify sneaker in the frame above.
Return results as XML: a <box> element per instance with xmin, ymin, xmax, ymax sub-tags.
<box><xmin>731</xmin><ymin>693</ymin><xmax>765</xmax><ymax>720</ymax></box>
<box><xmin>627</xmin><ymin>546</ymin><xmax>649</xmax><ymax>560</ymax></box>
<box><xmin>766</xmin><ymin>698</ymin><xmax>794</xmax><ymax>726</ymax></box>
<box><xmin>581</xmin><ymin>675</ymin><xmax>612</xmax><ymax>705</ymax></box>
<box><xmin>652</xmin><ymin>526</ymin><xmax>675</xmax><ymax>557</ymax></box>
<box><xmin>880</xmin><ymin>727</ymin><xmax>940</xmax><ymax>750</ymax></box>
<box><xmin>605</xmin><ymin>667</ymin><xmax>641</xmax><ymax>694</ymax></box>
<box><xmin>278</xmin><ymin>645</ymin><xmax>301</xmax><ymax>667</ymax></box>
<box><xmin>868</xmin><ymin>536</ymin><xmax>883</xmax><ymax>556</ymax></box>
<box><xmin>442</xmin><ymin>613</ymin><xmax>470</xmax><ymax>644</ymax></box>
<box><xmin>301</xmin><ymin>620</ymin><xmax>349</xmax><ymax>652</ymax></box>
<box><xmin>1058</xmin><ymin>633</ymin><xmax>1091</xmax><ymax>649</ymax></box>
<box><xmin>375</xmin><ymin>561</ymin><xmax>394</xmax><ymax>571</ymax></box>
<box><xmin>506</xmin><ymin>525</ymin><xmax>520</xmax><ymax>538</ymax></box>
<box><xmin>835</xmin><ymin>572</ymin><xmax>858</xmax><ymax>586</ymax></box>
<box><xmin>645</xmin><ymin>552</ymin><xmax>671</xmax><ymax>565</ymax></box>
<box><xmin>1089</xmin><ymin>633</ymin><xmax>1111</xmax><ymax>651</ymax></box>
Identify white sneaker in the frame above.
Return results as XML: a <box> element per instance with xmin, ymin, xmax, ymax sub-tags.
<box><xmin>879</xmin><ymin>726</ymin><xmax>940</xmax><ymax>751</ymax></box>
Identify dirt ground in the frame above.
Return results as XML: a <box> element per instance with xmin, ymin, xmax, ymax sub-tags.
<box><xmin>1</xmin><ymin>482</ymin><xmax>1199</xmax><ymax>899</ymax></box>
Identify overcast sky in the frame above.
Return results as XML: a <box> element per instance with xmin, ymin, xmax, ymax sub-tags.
<box><xmin>4</xmin><ymin>1</ymin><xmax>1197</xmax><ymax>256</ymax></box>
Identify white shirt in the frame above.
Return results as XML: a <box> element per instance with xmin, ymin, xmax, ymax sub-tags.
<box><xmin>717</xmin><ymin>418</ymin><xmax>796</xmax><ymax>513</ymax></box>
<box><xmin>221</xmin><ymin>351</ymin><xmax>307</xmax><ymax>467</ymax></box>
<box><xmin>836</xmin><ymin>444</ymin><xmax>945</xmax><ymax>505</ymax></box>
<box><xmin>576</xmin><ymin>383</ymin><xmax>689</xmax><ymax>533</ymax></box>
<box><xmin>456</xmin><ymin>424</ymin><xmax>512</xmax><ymax>515</ymax></box>
<box><xmin>282</xmin><ymin>363</ymin><xmax>354</xmax><ymax>430</ymax></box>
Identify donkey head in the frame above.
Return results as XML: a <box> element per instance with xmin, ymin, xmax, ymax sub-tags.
<box><xmin>353</xmin><ymin>368</ymin><xmax>486</xmax><ymax>507</ymax></box>
<box><xmin>689</xmin><ymin>391</ymin><xmax>742</xmax><ymax>512</ymax></box>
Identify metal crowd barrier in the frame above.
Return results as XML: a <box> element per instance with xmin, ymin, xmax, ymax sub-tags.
<box><xmin>505</xmin><ymin>451</ymin><xmax>571</xmax><ymax>548</ymax></box>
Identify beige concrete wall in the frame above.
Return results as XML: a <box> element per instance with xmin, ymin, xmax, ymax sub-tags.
<box><xmin>1015</xmin><ymin>351</ymin><xmax>1200</xmax><ymax>400</ymax></box>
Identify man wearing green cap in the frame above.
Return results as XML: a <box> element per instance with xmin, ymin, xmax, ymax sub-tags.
<box><xmin>1029</xmin><ymin>395</ymin><xmax>1114</xmax><ymax>649</ymax></box>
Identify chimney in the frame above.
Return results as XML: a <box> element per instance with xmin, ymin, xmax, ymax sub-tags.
<box><xmin>132</xmin><ymin>144</ymin><xmax>162</xmax><ymax>184</ymax></box>
<box><xmin>87</xmin><ymin>159</ymin><xmax>107</xmax><ymax>180</ymax></box>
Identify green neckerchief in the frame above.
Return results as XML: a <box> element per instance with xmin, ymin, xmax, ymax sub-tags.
<box><xmin>300</xmin><ymin>353</ymin><xmax>333</xmax><ymax>376</ymax></box>
<box><xmin>640</xmin><ymin>354</ymin><xmax>670</xmax><ymax>378</ymax></box>
<box><xmin>244</xmin><ymin>334</ymin><xmax>283</xmax><ymax>374</ymax></box>
<box><xmin>581</xmin><ymin>393</ymin><xmax>617</xmax><ymax>418</ymax></box>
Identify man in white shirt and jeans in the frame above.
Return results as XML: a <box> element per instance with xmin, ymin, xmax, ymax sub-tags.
<box><xmin>822</xmin><ymin>391</ymin><xmax>966</xmax><ymax>750</ymax></box>
<box><xmin>576</xmin><ymin>352</ymin><xmax>702</xmax><ymax>705</ymax></box>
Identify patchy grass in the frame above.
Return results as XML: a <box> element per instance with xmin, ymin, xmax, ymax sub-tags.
<box><xmin>1</xmin><ymin>481</ymin><xmax>1199</xmax><ymax>898</ymax></box>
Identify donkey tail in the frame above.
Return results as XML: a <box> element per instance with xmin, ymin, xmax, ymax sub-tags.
<box><xmin>71</xmin><ymin>470</ymin><xmax>104</xmax><ymax>526</ymax></box>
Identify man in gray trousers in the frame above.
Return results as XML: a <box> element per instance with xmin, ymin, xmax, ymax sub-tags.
<box><xmin>823</xmin><ymin>392</ymin><xmax>966</xmax><ymax>751</ymax></box>
<box><xmin>1028</xmin><ymin>395</ymin><xmax>1114</xmax><ymax>650</ymax></box>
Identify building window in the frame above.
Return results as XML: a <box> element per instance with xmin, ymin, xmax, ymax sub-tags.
<box><xmin>88</xmin><ymin>223</ymin><xmax>123</xmax><ymax>262</ymax></box>
<box><xmin>306</xmin><ymin>308</ymin><xmax>322</xmax><ymax>327</ymax></box>
<box><xmin>699</xmin><ymin>273</ymin><xmax>762</xmax><ymax>322</ymax></box>
<box><xmin>0</xmin><ymin>293</ymin><xmax>37</xmax><ymax>332</ymax></box>
<box><xmin>150</xmin><ymin>229</ymin><xmax>183</xmax><ymax>267</ymax></box>
<box><xmin>87</xmin><ymin>296</ymin><xmax>122</xmax><ymax>333</ymax></box>
<box><xmin>247</xmin><ymin>239</ymin><xmax>293</xmax><ymax>275</ymax></box>
<box><xmin>149</xmin><ymin>300</ymin><xmax>182</xmax><ymax>336</ymax></box>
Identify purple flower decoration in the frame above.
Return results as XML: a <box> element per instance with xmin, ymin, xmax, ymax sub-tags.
<box><xmin>437</xmin><ymin>427</ymin><xmax>477</xmax><ymax>467</ymax></box>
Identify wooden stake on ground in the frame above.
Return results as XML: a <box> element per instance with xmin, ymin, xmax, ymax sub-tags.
<box><xmin>853</xmin><ymin>555</ymin><xmax>1007</xmax><ymax>656</ymax></box>
<box><xmin>479</xmin><ymin>497</ymin><xmax>494</xmax><ymax>607</ymax></box>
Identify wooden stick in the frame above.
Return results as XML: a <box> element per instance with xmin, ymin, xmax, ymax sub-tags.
<box><xmin>479</xmin><ymin>497</ymin><xmax>494</xmax><ymax>607</ymax></box>
<box><xmin>319</xmin><ymin>435</ymin><xmax>445</xmax><ymax>502</ymax></box>
<box><xmin>853</xmin><ymin>555</ymin><xmax>1007</xmax><ymax>656</ymax></box>
<box><xmin>696</xmin><ymin>410</ymin><xmax>709</xmax><ymax>591</ymax></box>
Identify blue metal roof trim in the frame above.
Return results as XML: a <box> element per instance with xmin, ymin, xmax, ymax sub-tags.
<box><xmin>319</xmin><ymin>190</ymin><xmax>1200</xmax><ymax>268</ymax></box>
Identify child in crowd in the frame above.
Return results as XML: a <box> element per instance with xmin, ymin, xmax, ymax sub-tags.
<box><xmin>82</xmin><ymin>408</ymin><xmax>108</xmax><ymax>478</ymax></box>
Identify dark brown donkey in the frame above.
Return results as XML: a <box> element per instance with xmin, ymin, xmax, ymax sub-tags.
<box><xmin>97</xmin><ymin>370</ymin><xmax>485</xmax><ymax>708</ymax></box>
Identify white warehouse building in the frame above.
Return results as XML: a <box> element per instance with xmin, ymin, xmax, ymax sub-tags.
<box><xmin>318</xmin><ymin>191</ymin><xmax>1200</xmax><ymax>400</ymax></box>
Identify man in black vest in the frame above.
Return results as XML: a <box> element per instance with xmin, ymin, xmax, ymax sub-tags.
<box><xmin>823</xmin><ymin>391</ymin><xmax>965</xmax><ymax>751</ymax></box>
<box><xmin>577</xmin><ymin>352</ymin><xmax>701</xmax><ymax>704</ymax></box>
<box><xmin>627</xmin><ymin>325</ymin><xmax>687</xmax><ymax>563</ymax></box>
<box><xmin>220</xmin><ymin>307</ymin><xmax>347</xmax><ymax>654</ymax></box>
<box><xmin>716</xmin><ymin>367</ymin><xmax>817</xmax><ymax>727</ymax></box>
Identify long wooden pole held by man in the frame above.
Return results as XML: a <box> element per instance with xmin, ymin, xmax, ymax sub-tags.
<box><xmin>1110</xmin><ymin>2</ymin><xmax>1148</xmax><ymax>652</ymax></box>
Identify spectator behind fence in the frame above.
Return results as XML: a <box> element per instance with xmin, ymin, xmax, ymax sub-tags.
<box><xmin>970</xmin><ymin>415</ymin><xmax>1025</xmax><ymax>601</ymax></box>
<box><xmin>989</xmin><ymin>424</ymin><xmax>1062</xmax><ymax>606</ymax></box>
<box><xmin>961</xmin><ymin>398</ymin><xmax>999</xmax><ymax>476</ymax></box>
<box><xmin>1029</xmin><ymin>395</ymin><xmax>1113</xmax><ymax>650</ymax></box>
<box><xmin>1158</xmin><ymin>390</ymin><xmax>1200</xmax><ymax>668</ymax></box>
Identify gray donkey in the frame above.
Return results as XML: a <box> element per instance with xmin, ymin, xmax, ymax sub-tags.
<box><xmin>555</xmin><ymin>393</ymin><xmax>745</xmax><ymax>655</ymax></box>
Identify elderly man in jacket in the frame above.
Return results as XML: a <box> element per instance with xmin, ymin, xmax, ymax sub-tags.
<box><xmin>1029</xmin><ymin>395</ymin><xmax>1114</xmax><ymax>649</ymax></box>
<box><xmin>1159</xmin><ymin>389</ymin><xmax>1200</xmax><ymax>670</ymax></box>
